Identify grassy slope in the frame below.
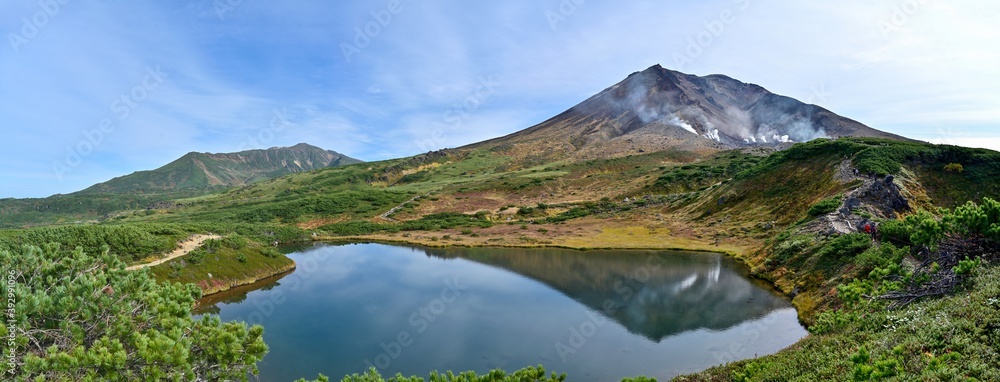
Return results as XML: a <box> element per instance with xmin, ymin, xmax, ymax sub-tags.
<box><xmin>668</xmin><ymin>140</ymin><xmax>1000</xmax><ymax>381</ymax></box>
<box><xmin>0</xmin><ymin>146</ymin><xmax>363</xmax><ymax>228</ymax></box>
<box><xmin>6</xmin><ymin>137</ymin><xmax>1000</xmax><ymax>380</ymax></box>
<box><xmin>80</xmin><ymin>144</ymin><xmax>362</xmax><ymax>194</ymax></box>
<box><xmin>120</xmin><ymin>137</ymin><xmax>999</xmax><ymax>278</ymax></box>
<box><xmin>678</xmin><ymin>264</ymin><xmax>1000</xmax><ymax>381</ymax></box>
<box><xmin>300</xmin><ymin>138</ymin><xmax>998</xmax><ymax>381</ymax></box>
<box><xmin>147</xmin><ymin>238</ymin><xmax>296</xmax><ymax>295</ymax></box>
<box><xmin>120</xmin><ymin>148</ymin><xmax>708</xmax><ymax>226</ymax></box>
<box><xmin>0</xmin><ymin>189</ymin><xmax>224</xmax><ymax>228</ymax></box>
<box><xmin>0</xmin><ymin>222</ymin><xmax>299</xmax><ymax>297</ymax></box>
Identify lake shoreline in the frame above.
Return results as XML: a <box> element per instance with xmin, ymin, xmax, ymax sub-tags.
<box><xmin>197</xmin><ymin>260</ymin><xmax>297</xmax><ymax>298</ymax></box>
<box><xmin>316</xmin><ymin>235</ymin><xmax>790</xmax><ymax>298</ymax></box>
<box><xmin>315</xmin><ymin>234</ymin><xmax>746</xmax><ymax>257</ymax></box>
<box><xmin>195</xmin><ymin>267</ymin><xmax>297</xmax><ymax>308</ymax></box>
<box><xmin>197</xmin><ymin>234</ymin><xmax>796</xmax><ymax>323</ymax></box>
<box><xmin>197</xmin><ymin>242</ymin><xmax>809</xmax><ymax>381</ymax></box>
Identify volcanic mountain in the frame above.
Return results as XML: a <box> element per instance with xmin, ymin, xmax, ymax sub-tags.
<box><xmin>80</xmin><ymin>143</ymin><xmax>362</xmax><ymax>194</ymax></box>
<box><xmin>470</xmin><ymin>64</ymin><xmax>905</xmax><ymax>159</ymax></box>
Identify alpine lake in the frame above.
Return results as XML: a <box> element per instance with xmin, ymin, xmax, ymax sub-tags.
<box><xmin>194</xmin><ymin>243</ymin><xmax>807</xmax><ymax>381</ymax></box>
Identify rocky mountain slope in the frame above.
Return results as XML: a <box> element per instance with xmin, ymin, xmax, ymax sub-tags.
<box><xmin>469</xmin><ymin>64</ymin><xmax>906</xmax><ymax>160</ymax></box>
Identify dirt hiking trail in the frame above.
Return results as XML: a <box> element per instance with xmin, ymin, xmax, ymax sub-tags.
<box><xmin>126</xmin><ymin>234</ymin><xmax>222</xmax><ymax>270</ymax></box>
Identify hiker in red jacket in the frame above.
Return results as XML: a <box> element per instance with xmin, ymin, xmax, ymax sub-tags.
<box><xmin>862</xmin><ymin>222</ymin><xmax>878</xmax><ymax>241</ymax></box>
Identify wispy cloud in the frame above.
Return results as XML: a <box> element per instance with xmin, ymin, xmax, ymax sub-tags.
<box><xmin>1</xmin><ymin>1</ymin><xmax>997</xmax><ymax>197</ymax></box>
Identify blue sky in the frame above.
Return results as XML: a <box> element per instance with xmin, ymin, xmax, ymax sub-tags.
<box><xmin>1</xmin><ymin>1</ymin><xmax>998</xmax><ymax>198</ymax></box>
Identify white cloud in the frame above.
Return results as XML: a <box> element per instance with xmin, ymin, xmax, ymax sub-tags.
<box><xmin>2</xmin><ymin>1</ymin><xmax>998</xmax><ymax>198</ymax></box>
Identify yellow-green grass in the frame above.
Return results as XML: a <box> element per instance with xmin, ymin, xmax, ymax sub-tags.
<box><xmin>148</xmin><ymin>241</ymin><xmax>295</xmax><ymax>296</ymax></box>
<box><xmin>677</xmin><ymin>263</ymin><xmax>1000</xmax><ymax>381</ymax></box>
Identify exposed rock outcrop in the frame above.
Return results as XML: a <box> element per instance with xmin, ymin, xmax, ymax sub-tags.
<box><xmin>810</xmin><ymin>164</ymin><xmax>912</xmax><ymax>237</ymax></box>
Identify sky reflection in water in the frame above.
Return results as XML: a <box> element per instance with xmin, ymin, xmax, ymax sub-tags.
<box><xmin>197</xmin><ymin>243</ymin><xmax>807</xmax><ymax>381</ymax></box>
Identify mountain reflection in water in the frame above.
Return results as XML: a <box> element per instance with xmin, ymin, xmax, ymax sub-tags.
<box><xmin>196</xmin><ymin>243</ymin><xmax>806</xmax><ymax>381</ymax></box>
<box><xmin>422</xmin><ymin>247</ymin><xmax>790</xmax><ymax>341</ymax></box>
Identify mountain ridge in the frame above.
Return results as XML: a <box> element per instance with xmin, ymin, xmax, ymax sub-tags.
<box><xmin>79</xmin><ymin>143</ymin><xmax>362</xmax><ymax>194</ymax></box>
<box><xmin>467</xmin><ymin>64</ymin><xmax>907</xmax><ymax>160</ymax></box>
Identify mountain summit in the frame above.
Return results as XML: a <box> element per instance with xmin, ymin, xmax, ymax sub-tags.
<box><xmin>472</xmin><ymin>65</ymin><xmax>904</xmax><ymax>159</ymax></box>
<box><xmin>80</xmin><ymin>143</ymin><xmax>361</xmax><ymax>194</ymax></box>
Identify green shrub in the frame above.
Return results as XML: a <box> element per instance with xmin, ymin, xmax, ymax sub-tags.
<box><xmin>187</xmin><ymin>249</ymin><xmax>207</xmax><ymax>264</ymax></box>
<box><xmin>853</xmin><ymin>142</ymin><xmax>926</xmax><ymax>176</ymax></box>
<box><xmin>621</xmin><ymin>377</ymin><xmax>657</xmax><ymax>382</ymax></box>
<box><xmin>545</xmin><ymin>207</ymin><xmax>593</xmax><ymax>223</ymax></box>
<box><xmin>877</xmin><ymin>219</ymin><xmax>911</xmax><ymax>246</ymax></box>
<box><xmin>907</xmin><ymin>211</ymin><xmax>945</xmax><ymax>249</ymax></box>
<box><xmin>808</xmin><ymin>195</ymin><xmax>843</xmax><ymax>216</ymax></box>
<box><xmin>945</xmin><ymin>198</ymin><xmax>1000</xmax><ymax>239</ymax></box>
<box><xmin>851</xmin><ymin>346</ymin><xmax>903</xmax><ymax>380</ymax></box>
<box><xmin>321</xmin><ymin>213</ymin><xmax>492</xmax><ymax>236</ymax></box>
<box><xmin>201</xmin><ymin>238</ymin><xmax>220</xmax><ymax>253</ymax></box>
<box><xmin>221</xmin><ymin>235</ymin><xmax>249</xmax><ymax>249</ymax></box>
<box><xmin>1</xmin><ymin>245</ymin><xmax>267</xmax><ymax>380</ymax></box>
<box><xmin>953</xmin><ymin>257</ymin><xmax>981</xmax><ymax>276</ymax></box>
<box><xmin>320</xmin><ymin>221</ymin><xmax>396</xmax><ymax>236</ymax></box>
<box><xmin>296</xmin><ymin>366</ymin><xmax>568</xmax><ymax>382</ymax></box>
<box><xmin>0</xmin><ymin>224</ymin><xmax>180</xmax><ymax>261</ymax></box>
<box><xmin>810</xmin><ymin>310</ymin><xmax>857</xmax><ymax>335</ymax></box>
<box><xmin>397</xmin><ymin>171</ymin><xmax>429</xmax><ymax>183</ymax></box>
<box><xmin>236</xmin><ymin>208</ymin><xmax>277</xmax><ymax>223</ymax></box>
<box><xmin>817</xmin><ymin>233</ymin><xmax>872</xmax><ymax>259</ymax></box>
<box><xmin>772</xmin><ymin>234</ymin><xmax>814</xmax><ymax>262</ymax></box>
<box><xmin>855</xmin><ymin>243</ymin><xmax>908</xmax><ymax>270</ymax></box>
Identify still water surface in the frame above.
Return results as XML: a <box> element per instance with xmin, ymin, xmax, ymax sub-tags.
<box><xmin>196</xmin><ymin>243</ymin><xmax>807</xmax><ymax>381</ymax></box>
